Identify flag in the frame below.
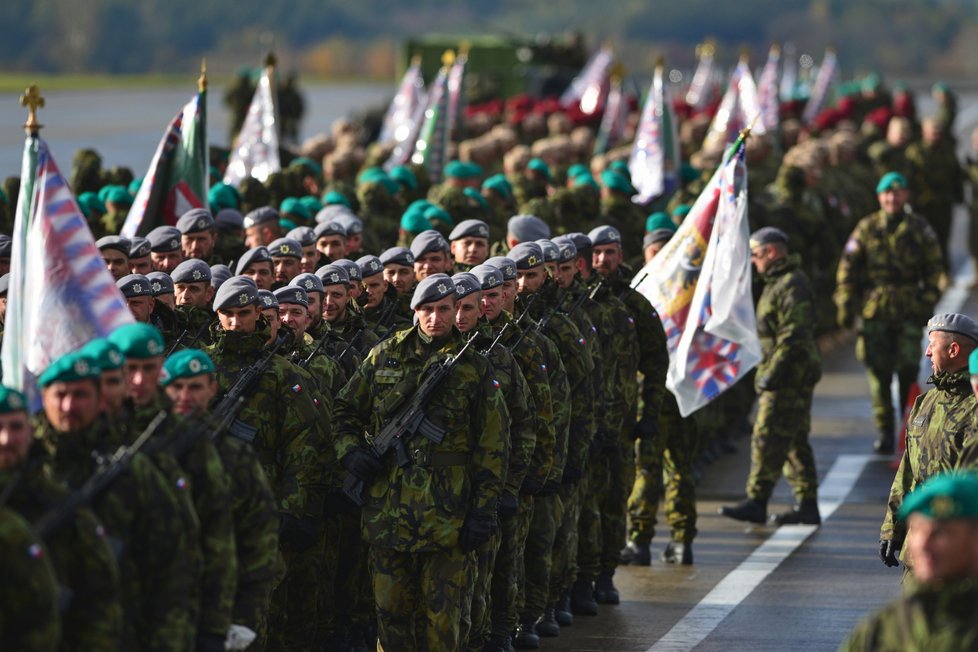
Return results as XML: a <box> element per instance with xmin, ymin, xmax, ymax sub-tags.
<box><xmin>122</xmin><ymin>87</ymin><xmax>207</xmax><ymax>237</ymax></box>
<box><xmin>411</xmin><ymin>56</ymin><xmax>452</xmax><ymax>185</ymax></box>
<box><xmin>685</xmin><ymin>42</ymin><xmax>716</xmax><ymax>110</ymax></box>
<box><xmin>446</xmin><ymin>48</ymin><xmax>467</xmax><ymax>142</ymax></box>
<box><xmin>628</xmin><ymin>63</ymin><xmax>681</xmax><ymax>203</ymax></box>
<box><xmin>560</xmin><ymin>46</ymin><xmax>614</xmax><ymax>115</ymax></box>
<box><xmin>802</xmin><ymin>48</ymin><xmax>838</xmax><ymax>124</ymax></box>
<box><xmin>593</xmin><ymin>73</ymin><xmax>629</xmax><ymax>156</ymax></box>
<box><xmin>224</xmin><ymin>65</ymin><xmax>280</xmax><ymax>187</ymax></box>
<box><xmin>2</xmin><ymin>136</ymin><xmax>133</xmax><ymax>406</ymax></box>
<box><xmin>780</xmin><ymin>42</ymin><xmax>798</xmax><ymax>101</ymax></box>
<box><xmin>757</xmin><ymin>45</ymin><xmax>781</xmax><ymax>133</ymax></box>
<box><xmin>633</xmin><ymin>137</ymin><xmax>760</xmax><ymax>417</ymax></box>
<box><xmin>701</xmin><ymin>59</ymin><xmax>765</xmax><ymax>153</ymax></box>
<box><xmin>378</xmin><ymin>57</ymin><xmax>428</xmax><ymax>147</ymax></box>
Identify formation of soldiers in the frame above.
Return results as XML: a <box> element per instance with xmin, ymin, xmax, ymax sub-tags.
<box><xmin>0</xmin><ymin>70</ymin><xmax>976</xmax><ymax>651</ymax></box>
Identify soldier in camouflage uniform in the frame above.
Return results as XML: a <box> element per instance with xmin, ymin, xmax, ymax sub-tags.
<box><xmin>333</xmin><ymin>274</ymin><xmax>509</xmax><ymax>651</ymax></box>
<box><xmin>720</xmin><ymin>228</ymin><xmax>822</xmax><ymax>526</ymax></box>
<box><xmin>0</xmin><ymin>385</ymin><xmax>121</xmax><ymax>650</ymax></box>
<box><xmin>0</xmin><ymin>507</ymin><xmax>61</xmax><ymax>651</ymax></box>
<box><xmin>171</xmin><ymin>259</ymin><xmax>218</xmax><ymax>351</ymax></box>
<box><xmin>843</xmin><ymin>473</ymin><xmax>978</xmax><ymax>651</ymax></box>
<box><xmin>357</xmin><ymin>254</ymin><xmax>413</xmax><ymax>340</ymax></box>
<box><xmin>879</xmin><ymin>314</ymin><xmax>978</xmax><ymax>571</ymax></box>
<box><xmin>834</xmin><ymin>172</ymin><xmax>943</xmax><ymax>454</ymax></box>
<box><xmin>599</xmin><ymin>170</ymin><xmax>644</xmax><ymax>259</ymax></box>
<box><xmin>37</xmin><ymin>349</ymin><xmax>197</xmax><ymax>651</ymax></box>
<box><xmin>315</xmin><ymin>264</ymin><xmax>380</xmax><ymax>377</ymax></box>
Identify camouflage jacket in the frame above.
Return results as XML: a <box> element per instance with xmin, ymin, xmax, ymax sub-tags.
<box><xmin>905</xmin><ymin>139</ymin><xmax>965</xmax><ymax>208</ymax></box>
<box><xmin>40</xmin><ymin>417</ymin><xmax>197</xmax><ymax>651</ymax></box>
<box><xmin>601</xmin><ymin>195</ymin><xmax>645</xmax><ymax>257</ymax></box>
<box><xmin>586</xmin><ymin>275</ymin><xmax>640</xmax><ymax>433</ymax></box>
<box><xmin>205</xmin><ymin>322</ymin><xmax>327</xmax><ymax>521</ymax></box>
<box><xmin>755</xmin><ymin>254</ymin><xmax>822</xmax><ymax>390</ymax></box>
<box><xmin>333</xmin><ymin>326</ymin><xmax>509</xmax><ymax>552</ymax></box>
<box><xmin>840</xmin><ymin>577</ymin><xmax>978</xmax><ymax>652</ymax></box>
<box><xmin>362</xmin><ymin>288</ymin><xmax>413</xmax><ymax>342</ymax></box>
<box><xmin>1</xmin><ymin>454</ymin><xmax>121</xmax><ymax>651</ymax></box>
<box><xmin>0</xmin><ymin>508</ymin><xmax>61</xmax><ymax>651</ymax></box>
<box><xmin>834</xmin><ymin>209</ymin><xmax>942</xmax><ymax>326</ymax></box>
<box><xmin>173</xmin><ymin>305</ymin><xmax>217</xmax><ymax>351</ymax></box>
<box><xmin>881</xmin><ymin>368</ymin><xmax>978</xmax><ymax>546</ymax></box>
<box><xmin>285</xmin><ymin>330</ymin><xmax>347</xmax><ymax>406</ymax></box>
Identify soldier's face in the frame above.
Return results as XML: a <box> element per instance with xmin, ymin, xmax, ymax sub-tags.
<box><xmin>244</xmin><ymin>225</ymin><xmax>270</xmax><ymax>249</ymax></box>
<box><xmin>323</xmin><ymin>285</ymin><xmax>349</xmax><ymax>323</ymax></box>
<box><xmin>306</xmin><ymin>292</ymin><xmax>323</xmax><ymax>324</ymax></box>
<box><xmin>126</xmin><ymin>296</ymin><xmax>155</xmax><ymax>323</ymax></box>
<box><xmin>0</xmin><ymin>411</ymin><xmax>31</xmax><ymax>471</ymax></box>
<box><xmin>279</xmin><ymin>304</ymin><xmax>310</xmax><ymax>337</ymax></box>
<box><xmin>451</xmin><ymin>238</ymin><xmax>489</xmax><ymax>266</ymax></box>
<box><xmin>481</xmin><ymin>287</ymin><xmax>504</xmax><ymax>321</ymax></box>
<box><xmin>316</xmin><ymin>236</ymin><xmax>346</xmax><ymax>262</ymax></box>
<box><xmin>555</xmin><ymin>261</ymin><xmax>577</xmax><ymax>289</ymax></box>
<box><xmin>263</xmin><ymin>309</ymin><xmax>281</xmax><ymax>343</ymax></box>
<box><xmin>906</xmin><ymin>513</ymin><xmax>978</xmax><ymax>583</ymax></box>
<box><xmin>455</xmin><ymin>293</ymin><xmax>483</xmax><ymax>333</ymax></box>
<box><xmin>347</xmin><ymin>281</ymin><xmax>362</xmax><ymax>301</ymax></box>
<box><xmin>925</xmin><ymin>331</ymin><xmax>964</xmax><ymax>374</ymax></box>
<box><xmin>155</xmin><ymin>293</ymin><xmax>176</xmax><ymax>310</ymax></box>
<box><xmin>385</xmin><ymin>265</ymin><xmax>415</xmax><ymax>294</ymax></box>
<box><xmin>416</xmin><ymin>295</ymin><xmax>456</xmax><ymax>339</ymax></box>
<box><xmin>516</xmin><ymin>267</ymin><xmax>546</xmax><ymax>294</ymax></box>
<box><xmin>644</xmin><ymin>241</ymin><xmax>666</xmax><ymax>263</ymax></box>
<box><xmin>878</xmin><ymin>188</ymin><xmax>907</xmax><ymax>215</ymax></box>
<box><xmin>102</xmin><ymin>250</ymin><xmax>130</xmax><ymax>280</ymax></box>
<box><xmin>363</xmin><ymin>276</ymin><xmax>387</xmax><ymax>308</ymax></box>
<box><xmin>130</xmin><ymin>256</ymin><xmax>153</xmax><ymax>276</ymax></box>
<box><xmin>0</xmin><ymin>296</ymin><xmax>7</xmax><ymax>323</ymax></box>
<box><xmin>99</xmin><ymin>368</ymin><xmax>127</xmax><ymax>417</ymax></box>
<box><xmin>346</xmin><ymin>233</ymin><xmax>363</xmax><ymax>255</ymax></box>
<box><xmin>175</xmin><ymin>282</ymin><xmax>214</xmax><ymax>308</ymax></box>
<box><xmin>152</xmin><ymin>250</ymin><xmax>184</xmax><ymax>274</ymax></box>
<box><xmin>592</xmin><ymin>243</ymin><xmax>622</xmax><ymax>276</ymax></box>
<box><xmin>218</xmin><ymin>304</ymin><xmax>260</xmax><ymax>333</ymax></box>
<box><xmin>42</xmin><ymin>380</ymin><xmax>100</xmax><ymax>432</ymax></box>
<box><xmin>414</xmin><ymin>251</ymin><xmax>450</xmax><ymax>281</ymax></box>
<box><xmin>242</xmin><ymin>262</ymin><xmax>273</xmax><ymax>290</ymax></box>
<box><xmin>125</xmin><ymin>357</ymin><xmax>163</xmax><ymax>407</ymax></box>
<box><xmin>165</xmin><ymin>375</ymin><xmax>218</xmax><ymax>416</ymax></box>
<box><xmin>300</xmin><ymin>245</ymin><xmax>321</xmax><ymax>273</ymax></box>
<box><xmin>182</xmin><ymin>231</ymin><xmax>215</xmax><ymax>260</ymax></box>
<box><xmin>273</xmin><ymin>257</ymin><xmax>301</xmax><ymax>285</ymax></box>
<box><xmin>750</xmin><ymin>245</ymin><xmax>775</xmax><ymax>274</ymax></box>
<box><xmin>501</xmin><ymin>280</ymin><xmax>517</xmax><ymax>312</ymax></box>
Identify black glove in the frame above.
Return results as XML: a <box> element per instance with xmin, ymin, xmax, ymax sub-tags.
<box><xmin>537</xmin><ymin>479</ymin><xmax>561</xmax><ymax>497</ymax></box>
<box><xmin>278</xmin><ymin>514</ymin><xmax>318</xmax><ymax>553</ymax></box>
<box><xmin>459</xmin><ymin>510</ymin><xmax>494</xmax><ymax>552</ymax></box>
<box><xmin>322</xmin><ymin>490</ymin><xmax>360</xmax><ymax>516</ymax></box>
<box><xmin>562</xmin><ymin>464</ymin><xmax>584</xmax><ymax>485</ymax></box>
<box><xmin>632</xmin><ymin>415</ymin><xmax>659</xmax><ymax>441</ymax></box>
<box><xmin>879</xmin><ymin>539</ymin><xmax>901</xmax><ymax>568</ymax></box>
<box><xmin>497</xmin><ymin>491</ymin><xmax>519</xmax><ymax>519</ymax></box>
<box><xmin>520</xmin><ymin>476</ymin><xmax>545</xmax><ymax>496</ymax></box>
<box><xmin>195</xmin><ymin>632</ymin><xmax>227</xmax><ymax>652</ymax></box>
<box><xmin>341</xmin><ymin>447</ymin><xmax>383</xmax><ymax>482</ymax></box>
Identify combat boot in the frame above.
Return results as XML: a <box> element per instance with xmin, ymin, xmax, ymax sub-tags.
<box><xmin>537</xmin><ymin>608</ymin><xmax>560</xmax><ymax>637</ymax></box>
<box><xmin>482</xmin><ymin>633</ymin><xmax>514</xmax><ymax>652</ymax></box>
<box><xmin>719</xmin><ymin>498</ymin><xmax>767</xmax><ymax>524</ymax></box>
<box><xmin>662</xmin><ymin>541</ymin><xmax>693</xmax><ymax>565</ymax></box>
<box><xmin>513</xmin><ymin>619</ymin><xmax>540</xmax><ymax>649</ymax></box>
<box><xmin>873</xmin><ymin>433</ymin><xmax>894</xmax><ymax>455</ymax></box>
<box><xmin>771</xmin><ymin>498</ymin><xmax>821</xmax><ymax>526</ymax></box>
<box><xmin>570</xmin><ymin>579</ymin><xmax>598</xmax><ymax>615</ymax></box>
<box><xmin>620</xmin><ymin>540</ymin><xmax>651</xmax><ymax>566</ymax></box>
<box><xmin>593</xmin><ymin>571</ymin><xmax>620</xmax><ymax>604</ymax></box>
<box><xmin>554</xmin><ymin>593</ymin><xmax>574</xmax><ymax>626</ymax></box>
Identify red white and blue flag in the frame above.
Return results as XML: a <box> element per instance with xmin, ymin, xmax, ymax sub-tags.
<box><xmin>628</xmin><ymin>62</ymin><xmax>680</xmax><ymax>203</ymax></box>
<box><xmin>560</xmin><ymin>46</ymin><xmax>614</xmax><ymax>115</ymax></box>
<box><xmin>701</xmin><ymin>59</ymin><xmax>765</xmax><ymax>154</ymax></box>
<box><xmin>224</xmin><ymin>65</ymin><xmax>280</xmax><ymax>186</ymax></box>
<box><xmin>757</xmin><ymin>44</ymin><xmax>781</xmax><ymax>133</ymax></box>
<box><xmin>593</xmin><ymin>72</ymin><xmax>629</xmax><ymax>156</ymax></box>
<box><xmin>411</xmin><ymin>57</ymin><xmax>452</xmax><ymax>184</ymax></box>
<box><xmin>379</xmin><ymin>57</ymin><xmax>428</xmax><ymax>160</ymax></box>
<box><xmin>2</xmin><ymin>136</ymin><xmax>133</xmax><ymax>405</ymax></box>
<box><xmin>633</xmin><ymin>137</ymin><xmax>760</xmax><ymax>417</ymax></box>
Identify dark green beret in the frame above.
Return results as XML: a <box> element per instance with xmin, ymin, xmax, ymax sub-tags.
<box><xmin>898</xmin><ymin>472</ymin><xmax>978</xmax><ymax>521</ymax></box>
<box><xmin>79</xmin><ymin>338</ymin><xmax>125</xmax><ymax>371</ymax></box>
<box><xmin>0</xmin><ymin>386</ymin><xmax>28</xmax><ymax>413</ymax></box>
<box><xmin>108</xmin><ymin>322</ymin><xmax>166</xmax><ymax>359</ymax></box>
<box><xmin>160</xmin><ymin>348</ymin><xmax>215</xmax><ymax>386</ymax></box>
<box><xmin>38</xmin><ymin>350</ymin><xmax>101</xmax><ymax>388</ymax></box>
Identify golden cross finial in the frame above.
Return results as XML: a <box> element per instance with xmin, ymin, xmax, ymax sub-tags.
<box><xmin>21</xmin><ymin>85</ymin><xmax>44</xmax><ymax>135</ymax></box>
<box><xmin>198</xmin><ymin>58</ymin><xmax>208</xmax><ymax>92</ymax></box>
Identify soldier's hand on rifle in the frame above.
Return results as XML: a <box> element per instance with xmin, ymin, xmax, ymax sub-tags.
<box><xmin>341</xmin><ymin>447</ymin><xmax>383</xmax><ymax>483</ymax></box>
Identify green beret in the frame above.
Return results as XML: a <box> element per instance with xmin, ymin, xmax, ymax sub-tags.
<box><xmin>573</xmin><ymin>174</ymin><xmax>599</xmax><ymax>189</ymax></box>
<box><xmin>97</xmin><ymin>185</ymin><xmax>113</xmax><ymax>203</ymax></box>
<box><xmin>445</xmin><ymin>160</ymin><xmax>481</xmax><ymax>180</ymax></box>
<box><xmin>527</xmin><ymin>158</ymin><xmax>552</xmax><ymax>182</ymax></box>
<box><xmin>389</xmin><ymin>165</ymin><xmax>418</xmax><ymax>190</ymax></box>
<box><xmin>357</xmin><ymin>167</ymin><xmax>387</xmax><ymax>184</ymax></box>
<box><xmin>876</xmin><ymin>172</ymin><xmax>907</xmax><ymax>193</ymax></box>
<box><xmin>463</xmin><ymin>187</ymin><xmax>488</xmax><ymax>209</ymax></box>
<box><xmin>79</xmin><ymin>338</ymin><xmax>125</xmax><ymax>371</ymax></box>
<box><xmin>128</xmin><ymin>177</ymin><xmax>143</xmax><ymax>196</ymax></box>
<box><xmin>289</xmin><ymin>156</ymin><xmax>323</xmax><ymax>178</ymax></box>
<box><xmin>898</xmin><ymin>472</ymin><xmax>978</xmax><ymax>521</ymax></box>
<box><xmin>160</xmin><ymin>349</ymin><xmax>215</xmax><ymax>387</ymax></box>
<box><xmin>322</xmin><ymin>190</ymin><xmax>350</xmax><ymax>208</ymax></box>
<box><xmin>609</xmin><ymin>159</ymin><xmax>631</xmax><ymax>181</ymax></box>
<box><xmin>279</xmin><ymin>197</ymin><xmax>311</xmax><ymax>221</ymax></box>
<box><xmin>482</xmin><ymin>174</ymin><xmax>513</xmax><ymax>200</ymax></box>
<box><xmin>645</xmin><ymin>212</ymin><xmax>677</xmax><ymax>234</ymax></box>
<box><xmin>108</xmin><ymin>323</ymin><xmax>166</xmax><ymax>360</ymax></box>
<box><xmin>0</xmin><ymin>386</ymin><xmax>28</xmax><ymax>413</ymax></box>
<box><xmin>681</xmin><ymin>163</ymin><xmax>701</xmax><ymax>184</ymax></box>
<box><xmin>38</xmin><ymin>350</ymin><xmax>101</xmax><ymax>388</ymax></box>
<box><xmin>77</xmin><ymin>192</ymin><xmax>106</xmax><ymax>218</ymax></box>
<box><xmin>566</xmin><ymin>163</ymin><xmax>589</xmax><ymax>179</ymax></box>
<box><xmin>672</xmin><ymin>204</ymin><xmax>692</xmax><ymax>221</ymax></box>
<box><xmin>279</xmin><ymin>217</ymin><xmax>297</xmax><ymax>232</ymax></box>
<box><xmin>208</xmin><ymin>183</ymin><xmax>241</xmax><ymax>211</ymax></box>
<box><xmin>0</xmin><ymin>187</ymin><xmax>7</xmax><ymax>206</ymax></box>
<box><xmin>424</xmin><ymin>205</ymin><xmax>453</xmax><ymax>227</ymax></box>
<box><xmin>298</xmin><ymin>195</ymin><xmax>322</xmax><ymax>216</ymax></box>
<box><xmin>104</xmin><ymin>185</ymin><xmax>133</xmax><ymax>207</ymax></box>
<box><xmin>933</xmin><ymin>81</ymin><xmax>949</xmax><ymax>94</ymax></box>
<box><xmin>601</xmin><ymin>169</ymin><xmax>635</xmax><ymax>195</ymax></box>
<box><xmin>862</xmin><ymin>73</ymin><xmax>882</xmax><ymax>93</ymax></box>
<box><xmin>400</xmin><ymin>209</ymin><xmax>433</xmax><ymax>233</ymax></box>
<box><xmin>970</xmin><ymin>348</ymin><xmax>978</xmax><ymax>376</ymax></box>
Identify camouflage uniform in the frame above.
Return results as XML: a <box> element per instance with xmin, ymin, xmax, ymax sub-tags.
<box><xmin>41</xmin><ymin>417</ymin><xmax>198</xmax><ymax>651</ymax></box>
<box><xmin>747</xmin><ymin>254</ymin><xmax>822</xmax><ymax>502</ymax></box>
<box><xmin>362</xmin><ymin>286</ymin><xmax>413</xmax><ymax>341</ymax></box>
<box><xmin>966</xmin><ymin>154</ymin><xmax>978</xmax><ymax>264</ymax></box>
<box><xmin>905</xmin><ymin>138</ymin><xmax>965</xmax><ymax>270</ymax></box>
<box><xmin>0</xmin><ymin>508</ymin><xmax>61</xmax><ymax>651</ymax></box>
<box><xmin>173</xmin><ymin>304</ymin><xmax>217</xmax><ymax>350</ymax></box>
<box><xmin>840</xmin><ymin>578</ymin><xmax>978</xmax><ymax>652</ymax></box>
<box><xmin>835</xmin><ymin>209</ymin><xmax>943</xmax><ymax>443</ymax></box>
<box><xmin>333</xmin><ymin>326</ymin><xmax>509</xmax><ymax>651</ymax></box>
<box><xmin>0</xmin><ymin>452</ymin><xmax>121</xmax><ymax>651</ymax></box>
<box><xmin>600</xmin><ymin>196</ymin><xmax>645</xmax><ymax>259</ymax></box>
<box><xmin>880</xmin><ymin>368</ymin><xmax>978</xmax><ymax>561</ymax></box>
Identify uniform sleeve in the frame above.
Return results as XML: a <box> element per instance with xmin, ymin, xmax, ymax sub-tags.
<box><xmin>501</xmin><ymin>355</ymin><xmax>536</xmax><ymax>496</ymax></box>
<box><xmin>627</xmin><ymin>290</ymin><xmax>669</xmax><ymax>423</ymax></box>
<box><xmin>834</xmin><ymin>221</ymin><xmax>867</xmax><ymax>319</ymax></box>
<box><xmin>332</xmin><ymin>347</ymin><xmax>383</xmax><ymax>462</ymax></box>
<box><xmin>764</xmin><ymin>275</ymin><xmax>818</xmax><ymax>386</ymax></box>
<box><xmin>277</xmin><ymin>365</ymin><xmax>329</xmax><ymax>520</ymax></box>
<box><xmin>545</xmin><ymin>343</ymin><xmax>572</xmax><ymax>483</ymax></box>
<box><xmin>915</xmin><ymin>222</ymin><xmax>943</xmax><ymax>319</ymax></box>
<box><xmin>468</xmin><ymin>360</ymin><xmax>509</xmax><ymax>515</ymax></box>
<box><xmin>880</xmin><ymin>444</ymin><xmax>912</xmax><ymax>546</ymax></box>
<box><xmin>549</xmin><ymin>317</ymin><xmax>595</xmax><ymax>475</ymax></box>
<box><xmin>0</xmin><ymin>512</ymin><xmax>61</xmax><ymax>652</ymax></box>
<box><xmin>515</xmin><ymin>338</ymin><xmax>555</xmax><ymax>488</ymax></box>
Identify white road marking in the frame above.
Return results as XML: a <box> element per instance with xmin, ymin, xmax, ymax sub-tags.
<box><xmin>646</xmin><ymin>454</ymin><xmax>873</xmax><ymax>652</ymax></box>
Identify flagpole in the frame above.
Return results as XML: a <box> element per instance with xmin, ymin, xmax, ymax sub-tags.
<box><xmin>199</xmin><ymin>58</ymin><xmax>210</xmax><ymax>193</ymax></box>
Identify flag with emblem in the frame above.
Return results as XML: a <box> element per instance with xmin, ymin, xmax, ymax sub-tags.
<box><xmin>757</xmin><ymin>44</ymin><xmax>781</xmax><ymax>133</ymax></box>
<box><xmin>411</xmin><ymin>52</ymin><xmax>452</xmax><ymax>185</ymax></box>
<box><xmin>685</xmin><ymin>42</ymin><xmax>716</xmax><ymax>110</ymax></box>
<box><xmin>2</xmin><ymin>135</ymin><xmax>134</xmax><ymax>405</ymax></box>
<box><xmin>122</xmin><ymin>71</ymin><xmax>208</xmax><ymax>237</ymax></box>
<box><xmin>593</xmin><ymin>70</ymin><xmax>628</xmax><ymax>156</ymax></box>
<box><xmin>560</xmin><ymin>45</ymin><xmax>614</xmax><ymax>116</ymax></box>
<box><xmin>628</xmin><ymin>61</ymin><xmax>680</xmax><ymax>203</ymax></box>
<box><xmin>224</xmin><ymin>58</ymin><xmax>280</xmax><ymax>187</ymax></box>
<box><xmin>701</xmin><ymin>58</ymin><xmax>765</xmax><ymax>154</ymax></box>
<box><xmin>633</xmin><ymin>134</ymin><xmax>760</xmax><ymax>417</ymax></box>
<box><xmin>802</xmin><ymin>47</ymin><xmax>837</xmax><ymax>124</ymax></box>
<box><xmin>380</xmin><ymin>56</ymin><xmax>428</xmax><ymax>167</ymax></box>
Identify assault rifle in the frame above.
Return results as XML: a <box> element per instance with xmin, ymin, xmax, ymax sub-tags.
<box><xmin>342</xmin><ymin>332</ymin><xmax>479</xmax><ymax>506</ymax></box>
<box><xmin>167</xmin><ymin>318</ymin><xmax>212</xmax><ymax>356</ymax></box>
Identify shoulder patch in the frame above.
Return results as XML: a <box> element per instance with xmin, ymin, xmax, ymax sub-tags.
<box><xmin>291</xmin><ymin>383</ymin><xmax>303</xmax><ymax>393</ymax></box>
<box><xmin>844</xmin><ymin>237</ymin><xmax>860</xmax><ymax>254</ymax></box>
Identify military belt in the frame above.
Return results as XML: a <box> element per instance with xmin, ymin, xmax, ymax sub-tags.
<box><xmin>412</xmin><ymin>450</ymin><xmax>468</xmax><ymax>467</ymax></box>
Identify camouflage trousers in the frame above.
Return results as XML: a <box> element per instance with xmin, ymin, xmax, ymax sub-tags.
<box><xmin>576</xmin><ymin>446</ymin><xmax>627</xmax><ymax>581</ymax></box>
<box><xmin>317</xmin><ymin>511</ymin><xmax>372</xmax><ymax>643</ymax></box>
<box><xmin>549</xmin><ymin>482</ymin><xmax>583</xmax><ymax>602</ymax></box>
<box><xmin>373</xmin><ymin>545</ymin><xmax>474</xmax><ymax>652</ymax></box>
<box><xmin>627</xmin><ymin>398</ymin><xmax>698</xmax><ymax>545</ymax></box>
<box><xmin>518</xmin><ymin>493</ymin><xmax>561</xmax><ymax>621</ymax></box>
<box><xmin>857</xmin><ymin>320</ymin><xmax>921</xmax><ymax>438</ymax></box>
<box><xmin>490</xmin><ymin>495</ymin><xmax>533</xmax><ymax>639</ymax></box>
<box><xmin>461</xmin><ymin>530</ymin><xmax>499</xmax><ymax>651</ymax></box>
<box><xmin>235</xmin><ymin>550</ymin><xmax>284</xmax><ymax>651</ymax></box>
<box><xmin>746</xmin><ymin>386</ymin><xmax>818</xmax><ymax>502</ymax></box>
<box><xmin>267</xmin><ymin>546</ymin><xmax>321</xmax><ymax>651</ymax></box>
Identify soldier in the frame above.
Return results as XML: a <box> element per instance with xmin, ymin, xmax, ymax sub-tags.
<box><xmin>380</xmin><ymin>246</ymin><xmax>417</xmax><ymax>296</ymax></box>
<box><xmin>842</xmin><ymin>473</ymin><xmax>978</xmax><ymax>651</ymax></box>
<box><xmin>879</xmin><ymin>314</ymin><xmax>978</xmax><ymax>571</ymax></box>
<box><xmin>162</xmin><ymin>348</ymin><xmax>280</xmax><ymax>647</ymax></box>
<box><xmin>96</xmin><ymin>235</ymin><xmax>131</xmax><ymax>281</ymax></box>
<box><xmin>117</xmin><ymin>274</ymin><xmax>156</xmax><ymax>324</ymax></box>
<box><xmin>267</xmin><ymin>238</ymin><xmax>304</xmax><ymax>289</ymax></box>
<box><xmin>449</xmin><ymin>219</ymin><xmax>492</xmax><ymax>272</ymax></box>
<box><xmin>332</xmin><ymin>258</ymin><xmax>365</xmax><ymax>305</ymax></box>
<box><xmin>357</xmin><ymin>254</ymin><xmax>411</xmax><ymax>339</ymax></box>
<box><xmin>178</xmin><ymin>208</ymin><xmax>222</xmax><ymax>265</ymax></box>
<box><xmin>235</xmin><ymin>246</ymin><xmax>274</xmax><ymax>291</ymax></box>
<box><xmin>0</xmin><ymin>507</ymin><xmax>61</xmax><ymax>651</ymax></box>
<box><xmin>129</xmin><ymin>237</ymin><xmax>153</xmax><ymax>275</ymax></box>
<box><xmin>148</xmin><ymin>271</ymin><xmax>176</xmax><ymax>311</ymax></box>
<box><xmin>291</xmin><ymin>272</ymin><xmax>327</xmax><ymax>338</ymax></box>
<box><xmin>274</xmin><ymin>284</ymin><xmax>347</xmax><ymax>399</ymax></box>
<box><xmin>313</xmin><ymin>220</ymin><xmax>348</xmax><ymax>264</ymax></box>
<box><xmin>411</xmin><ymin>229</ymin><xmax>453</xmax><ymax>281</ymax></box>
<box><xmin>720</xmin><ymin>228</ymin><xmax>822</xmax><ymax>526</ymax></box>
<box><xmin>172</xmin><ymin>259</ymin><xmax>217</xmax><ymax>350</ymax></box>
<box><xmin>146</xmin><ymin>226</ymin><xmax>184</xmax><ymax>274</ymax></box>
<box><xmin>333</xmin><ymin>274</ymin><xmax>509</xmax><ymax>651</ymax></box>
<box><xmin>286</xmin><ymin>226</ymin><xmax>321</xmax><ymax>274</ymax></box>
<box><xmin>214</xmin><ymin>209</ymin><xmax>246</xmax><ymax>266</ymax></box>
<box><xmin>834</xmin><ymin>172</ymin><xmax>943</xmax><ymax>454</ymax></box>
<box><xmin>0</xmin><ymin>384</ymin><xmax>121</xmax><ymax>650</ymax></box>
<box><xmin>243</xmin><ymin>207</ymin><xmax>283</xmax><ymax>249</ymax></box>
<box><xmin>38</xmin><ymin>349</ymin><xmax>197</xmax><ymax>650</ymax></box>
<box><xmin>599</xmin><ymin>170</ymin><xmax>644</xmax><ymax>257</ymax></box>
<box><xmin>316</xmin><ymin>264</ymin><xmax>380</xmax><ymax>371</ymax></box>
